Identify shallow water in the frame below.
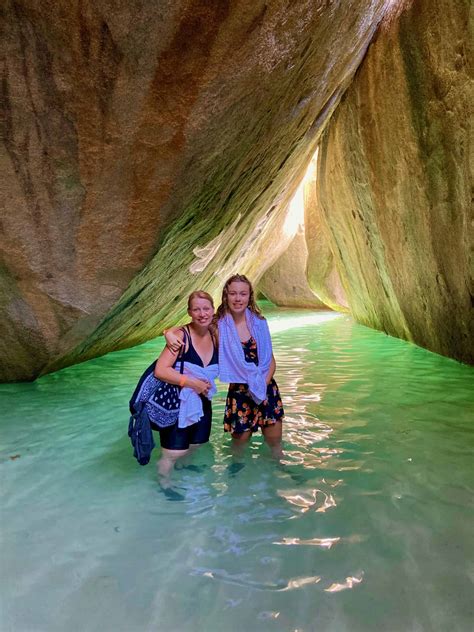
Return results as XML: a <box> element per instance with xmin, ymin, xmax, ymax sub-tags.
<box><xmin>1</xmin><ymin>308</ymin><xmax>473</xmax><ymax>632</ymax></box>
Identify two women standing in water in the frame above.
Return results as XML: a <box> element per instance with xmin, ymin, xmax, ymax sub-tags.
<box><xmin>154</xmin><ymin>274</ymin><xmax>285</xmax><ymax>484</ymax></box>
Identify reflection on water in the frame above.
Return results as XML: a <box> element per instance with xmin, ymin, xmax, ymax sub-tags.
<box><xmin>1</xmin><ymin>308</ymin><xmax>473</xmax><ymax>632</ymax></box>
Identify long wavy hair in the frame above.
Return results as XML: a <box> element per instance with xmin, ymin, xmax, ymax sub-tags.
<box><xmin>216</xmin><ymin>274</ymin><xmax>263</xmax><ymax>320</ymax></box>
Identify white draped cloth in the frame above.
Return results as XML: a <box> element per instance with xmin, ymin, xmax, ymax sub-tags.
<box><xmin>178</xmin><ymin>361</ymin><xmax>218</xmax><ymax>428</ymax></box>
<box><xmin>218</xmin><ymin>309</ymin><xmax>272</xmax><ymax>404</ymax></box>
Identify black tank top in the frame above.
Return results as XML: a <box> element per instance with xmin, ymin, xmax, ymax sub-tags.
<box><xmin>178</xmin><ymin>327</ymin><xmax>218</xmax><ymax>368</ymax></box>
<box><xmin>242</xmin><ymin>336</ymin><xmax>258</xmax><ymax>365</ymax></box>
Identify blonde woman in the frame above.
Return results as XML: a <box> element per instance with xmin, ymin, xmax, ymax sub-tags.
<box><xmin>155</xmin><ymin>291</ymin><xmax>218</xmax><ymax>489</ymax></box>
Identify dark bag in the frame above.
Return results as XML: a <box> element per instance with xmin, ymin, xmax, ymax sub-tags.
<box><xmin>129</xmin><ymin>329</ymin><xmax>188</xmax><ymax>429</ymax></box>
<box><xmin>128</xmin><ymin>402</ymin><xmax>155</xmax><ymax>465</ymax></box>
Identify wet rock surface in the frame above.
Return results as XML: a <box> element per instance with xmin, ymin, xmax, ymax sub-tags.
<box><xmin>258</xmin><ymin>155</ymin><xmax>346</xmax><ymax>311</ymax></box>
<box><xmin>258</xmin><ymin>226</ymin><xmax>327</xmax><ymax>309</ymax></box>
<box><xmin>316</xmin><ymin>0</ymin><xmax>473</xmax><ymax>364</ymax></box>
<box><xmin>303</xmin><ymin>156</ymin><xmax>348</xmax><ymax>312</ymax></box>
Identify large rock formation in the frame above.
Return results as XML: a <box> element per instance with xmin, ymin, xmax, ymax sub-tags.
<box><xmin>1</xmin><ymin>0</ymin><xmax>396</xmax><ymax>381</ymax></box>
<box><xmin>303</xmin><ymin>154</ymin><xmax>348</xmax><ymax>311</ymax></box>
<box><xmin>258</xmin><ymin>154</ymin><xmax>347</xmax><ymax>310</ymax></box>
<box><xmin>258</xmin><ymin>225</ymin><xmax>327</xmax><ymax>309</ymax></box>
<box><xmin>316</xmin><ymin>0</ymin><xmax>473</xmax><ymax>363</ymax></box>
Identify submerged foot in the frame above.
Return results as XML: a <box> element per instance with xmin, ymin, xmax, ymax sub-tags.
<box><xmin>276</xmin><ymin>462</ymin><xmax>306</xmax><ymax>485</ymax></box>
<box><xmin>159</xmin><ymin>484</ymin><xmax>185</xmax><ymax>502</ymax></box>
<box><xmin>287</xmin><ymin>472</ymin><xmax>306</xmax><ymax>485</ymax></box>
<box><xmin>177</xmin><ymin>464</ymin><xmax>206</xmax><ymax>473</ymax></box>
<box><xmin>227</xmin><ymin>462</ymin><xmax>245</xmax><ymax>477</ymax></box>
<box><xmin>280</xmin><ymin>469</ymin><xmax>306</xmax><ymax>485</ymax></box>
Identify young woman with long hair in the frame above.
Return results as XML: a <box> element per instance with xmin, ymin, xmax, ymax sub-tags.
<box><xmin>217</xmin><ymin>274</ymin><xmax>284</xmax><ymax>457</ymax></box>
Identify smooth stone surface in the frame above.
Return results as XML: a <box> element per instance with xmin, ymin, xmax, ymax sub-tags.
<box><xmin>259</xmin><ymin>154</ymin><xmax>346</xmax><ymax>311</ymax></box>
<box><xmin>304</xmin><ymin>155</ymin><xmax>349</xmax><ymax>312</ymax></box>
<box><xmin>259</xmin><ymin>226</ymin><xmax>327</xmax><ymax>309</ymax></box>
<box><xmin>1</xmin><ymin>0</ymin><xmax>398</xmax><ymax>380</ymax></box>
<box><xmin>316</xmin><ymin>0</ymin><xmax>473</xmax><ymax>364</ymax></box>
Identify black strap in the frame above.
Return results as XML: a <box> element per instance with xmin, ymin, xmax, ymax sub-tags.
<box><xmin>175</xmin><ymin>327</ymin><xmax>189</xmax><ymax>375</ymax></box>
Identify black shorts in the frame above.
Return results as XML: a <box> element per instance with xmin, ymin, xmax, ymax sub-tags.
<box><xmin>152</xmin><ymin>397</ymin><xmax>212</xmax><ymax>451</ymax></box>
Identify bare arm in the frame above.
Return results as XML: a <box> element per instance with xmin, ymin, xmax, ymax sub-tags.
<box><xmin>163</xmin><ymin>325</ymin><xmax>184</xmax><ymax>353</ymax></box>
<box><xmin>266</xmin><ymin>353</ymin><xmax>276</xmax><ymax>384</ymax></box>
<box><xmin>154</xmin><ymin>341</ymin><xmax>211</xmax><ymax>396</ymax></box>
<box><xmin>164</xmin><ymin>323</ymin><xmax>219</xmax><ymax>351</ymax></box>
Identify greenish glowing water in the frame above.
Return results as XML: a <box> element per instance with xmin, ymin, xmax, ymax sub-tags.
<box><xmin>1</xmin><ymin>308</ymin><xmax>473</xmax><ymax>632</ymax></box>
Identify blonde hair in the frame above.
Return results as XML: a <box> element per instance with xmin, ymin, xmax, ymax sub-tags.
<box><xmin>187</xmin><ymin>290</ymin><xmax>218</xmax><ymax>343</ymax></box>
<box><xmin>187</xmin><ymin>290</ymin><xmax>214</xmax><ymax>310</ymax></box>
<box><xmin>216</xmin><ymin>274</ymin><xmax>263</xmax><ymax>320</ymax></box>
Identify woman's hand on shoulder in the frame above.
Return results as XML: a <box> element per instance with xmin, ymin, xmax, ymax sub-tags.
<box><xmin>164</xmin><ymin>327</ymin><xmax>184</xmax><ymax>353</ymax></box>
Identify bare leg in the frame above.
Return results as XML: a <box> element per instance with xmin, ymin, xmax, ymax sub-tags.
<box><xmin>226</xmin><ymin>430</ymin><xmax>251</xmax><ymax>476</ymax></box>
<box><xmin>176</xmin><ymin>443</ymin><xmax>204</xmax><ymax>471</ymax></box>
<box><xmin>231</xmin><ymin>429</ymin><xmax>252</xmax><ymax>455</ymax></box>
<box><xmin>157</xmin><ymin>447</ymin><xmax>189</xmax><ymax>485</ymax></box>
<box><xmin>262</xmin><ymin>421</ymin><xmax>283</xmax><ymax>459</ymax></box>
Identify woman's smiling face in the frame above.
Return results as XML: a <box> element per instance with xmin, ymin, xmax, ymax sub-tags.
<box><xmin>188</xmin><ymin>297</ymin><xmax>214</xmax><ymax>327</ymax></box>
<box><xmin>226</xmin><ymin>281</ymin><xmax>250</xmax><ymax>315</ymax></box>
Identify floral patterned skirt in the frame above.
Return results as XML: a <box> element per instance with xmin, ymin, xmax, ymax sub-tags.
<box><xmin>224</xmin><ymin>379</ymin><xmax>284</xmax><ymax>434</ymax></box>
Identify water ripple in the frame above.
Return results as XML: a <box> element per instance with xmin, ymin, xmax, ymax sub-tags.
<box><xmin>1</xmin><ymin>307</ymin><xmax>473</xmax><ymax>631</ymax></box>
<box><xmin>190</xmin><ymin>567</ymin><xmax>322</xmax><ymax>591</ymax></box>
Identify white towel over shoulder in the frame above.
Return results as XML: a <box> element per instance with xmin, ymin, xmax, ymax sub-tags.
<box><xmin>218</xmin><ymin>309</ymin><xmax>272</xmax><ymax>404</ymax></box>
<box><xmin>178</xmin><ymin>362</ymin><xmax>218</xmax><ymax>428</ymax></box>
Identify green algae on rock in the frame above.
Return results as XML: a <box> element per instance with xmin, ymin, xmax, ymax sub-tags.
<box><xmin>1</xmin><ymin>0</ymin><xmax>394</xmax><ymax>380</ymax></box>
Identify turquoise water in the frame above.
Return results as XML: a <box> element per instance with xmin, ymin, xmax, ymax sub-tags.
<box><xmin>1</xmin><ymin>308</ymin><xmax>473</xmax><ymax>632</ymax></box>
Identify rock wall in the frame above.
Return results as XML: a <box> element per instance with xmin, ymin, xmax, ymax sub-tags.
<box><xmin>258</xmin><ymin>225</ymin><xmax>327</xmax><ymax>309</ymax></box>
<box><xmin>258</xmin><ymin>154</ymin><xmax>347</xmax><ymax>310</ymax></box>
<box><xmin>316</xmin><ymin>0</ymin><xmax>473</xmax><ymax>363</ymax></box>
<box><xmin>1</xmin><ymin>0</ymin><xmax>396</xmax><ymax>380</ymax></box>
<box><xmin>304</xmin><ymin>154</ymin><xmax>349</xmax><ymax>312</ymax></box>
